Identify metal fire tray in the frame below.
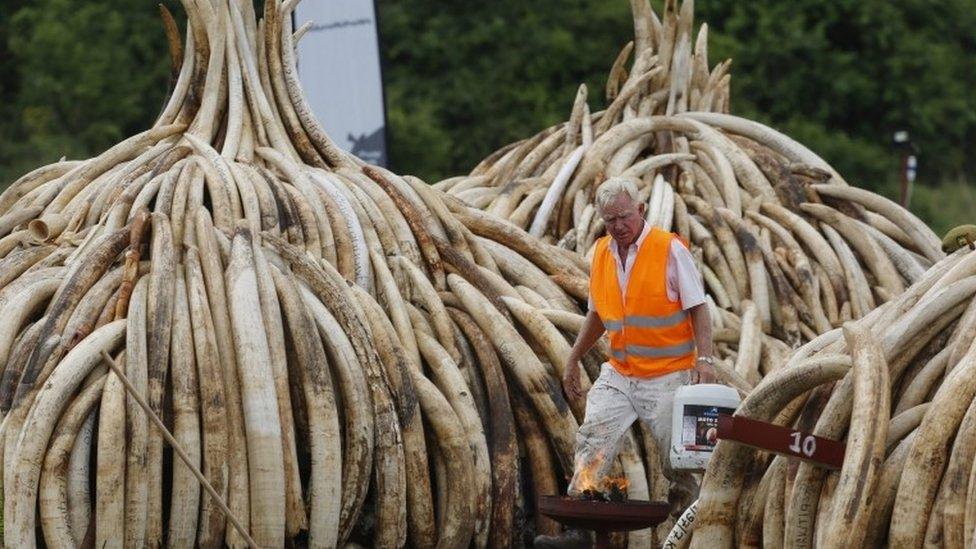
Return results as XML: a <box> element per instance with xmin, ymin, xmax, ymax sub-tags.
<box><xmin>537</xmin><ymin>495</ymin><xmax>671</xmax><ymax>547</ymax></box>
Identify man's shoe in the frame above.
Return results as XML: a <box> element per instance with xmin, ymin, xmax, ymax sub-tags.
<box><xmin>533</xmin><ymin>528</ymin><xmax>591</xmax><ymax>548</ymax></box>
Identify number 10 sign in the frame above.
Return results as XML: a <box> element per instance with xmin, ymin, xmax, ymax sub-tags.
<box><xmin>716</xmin><ymin>414</ymin><xmax>845</xmax><ymax>470</ymax></box>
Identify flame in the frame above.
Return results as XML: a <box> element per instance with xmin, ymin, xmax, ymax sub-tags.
<box><xmin>604</xmin><ymin>476</ymin><xmax>629</xmax><ymax>492</ymax></box>
<box><xmin>575</xmin><ymin>451</ymin><xmax>603</xmax><ymax>492</ymax></box>
<box><xmin>576</xmin><ymin>465</ymin><xmax>598</xmax><ymax>492</ymax></box>
<box><xmin>573</xmin><ymin>450</ymin><xmax>630</xmax><ymax>497</ymax></box>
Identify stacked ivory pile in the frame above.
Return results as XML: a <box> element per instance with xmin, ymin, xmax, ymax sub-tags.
<box><xmin>438</xmin><ymin>0</ymin><xmax>945</xmax><ymax>355</ymax></box>
<box><xmin>438</xmin><ymin>0</ymin><xmax>731</xmax><ymax>239</ymax></box>
<box><xmin>0</xmin><ymin>1</ymin><xmax>672</xmax><ymax>548</ymax></box>
<box><xmin>685</xmin><ymin>248</ymin><xmax>976</xmax><ymax>548</ymax></box>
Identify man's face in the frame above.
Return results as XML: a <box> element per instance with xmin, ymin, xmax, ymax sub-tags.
<box><xmin>600</xmin><ymin>192</ymin><xmax>645</xmax><ymax>249</ymax></box>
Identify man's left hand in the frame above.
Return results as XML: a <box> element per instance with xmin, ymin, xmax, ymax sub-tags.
<box><xmin>693</xmin><ymin>356</ymin><xmax>717</xmax><ymax>384</ymax></box>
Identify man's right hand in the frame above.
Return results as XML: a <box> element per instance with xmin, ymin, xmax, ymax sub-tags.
<box><xmin>562</xmin><ymin>359</ymin><xmax>584</xmax><ymax>402</ymax></box>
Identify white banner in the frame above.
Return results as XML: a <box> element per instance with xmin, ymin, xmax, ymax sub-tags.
<box><xmin>294</xmin><ymin>0</ymin><xmax>387</xmax><ymax>166</ymax></box>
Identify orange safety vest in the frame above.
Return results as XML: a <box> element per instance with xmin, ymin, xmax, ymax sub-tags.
<box><xmin>590</xmin><ymin>227</ymin><xmax>696</xmax><ymax>378</ymax></box>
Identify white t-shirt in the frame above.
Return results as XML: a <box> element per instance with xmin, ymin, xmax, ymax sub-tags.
<box><xmin>588</xmin><ymin>222</ymin><xmax>706</xmax><ymax>312</ymax></box>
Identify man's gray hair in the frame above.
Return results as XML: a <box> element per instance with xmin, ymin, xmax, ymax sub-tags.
<box><xmin>595</xmin><ymin>176</ymin><xmax>641</xmax><ymax>213</ymax></box>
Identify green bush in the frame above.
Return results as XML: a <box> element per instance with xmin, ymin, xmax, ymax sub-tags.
<box><xmin>909</xmin><ymin>180</ymin><xmax>976</xmax><ymax>238</ymax></box>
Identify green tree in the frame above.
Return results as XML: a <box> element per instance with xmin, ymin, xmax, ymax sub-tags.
<box><xmin>378</xmin><ymin>0</ymin><xmax>976</xmax><ymax>193</ymax></box>
<box><xmin>378</xmin><ymin>0</ymin><xmax>634</xmax><ymax>181</ymax></box>
<box><xmin>1</xmin><ymin>0</ymin><xmax>973</xmax><ymax>235</ymax></box>
<box><xmin>701</xmin><ymin>0</ymin><xmax>976</xmax><ymax>188</ymax></box>
<box><xmin>0</xmin><ymin>0</ymin><xmax>178</xmax><ymax>185</ymax></box>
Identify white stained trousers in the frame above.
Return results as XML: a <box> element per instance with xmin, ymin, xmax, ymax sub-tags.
<box><xmin>568</xmin><ymin>363</ymin><xmax>694</xmax><ymax>497</ymax></box>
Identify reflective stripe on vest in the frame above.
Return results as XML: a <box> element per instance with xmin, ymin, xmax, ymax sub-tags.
<box><xmin>610</xmin><ymin>341</ymin><xmax>694</xmax><ymax>361</ymax></box>
<box><xmin>602</xmin><ymin>310</ymin><xmax>690</xmax><ymax>332</ymax></box>
<box><xmin>625</xmin><ymin>341</ymin><xmax>696</xmax><ymax>358</ymax></box>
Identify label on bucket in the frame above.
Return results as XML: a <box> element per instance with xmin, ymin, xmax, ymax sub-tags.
<box><xmin>681</xmin><ymin>405</ymin><xmax>735</xmax><ymax>451</ymax></box>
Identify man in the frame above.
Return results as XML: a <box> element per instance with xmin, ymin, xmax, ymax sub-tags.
<box><xmin>535</xmin><ymin>176</ymin><xmax>716</xmax><ymax>548</ymax></box>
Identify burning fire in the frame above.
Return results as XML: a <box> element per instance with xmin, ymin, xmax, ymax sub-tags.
<box><xmin>576</xmin><ymin>457</ymin><xmax>600</xmax><ymax>493</ymax></box>
<box><xmin>604</xmin><ymin>476</ymin><xmax>629</xmax><ymax>492</ymax></box>
<box><xmin>574</xmin><ymin>452</ymin><xmax>630</xmax><ymax>501</ymax></box>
